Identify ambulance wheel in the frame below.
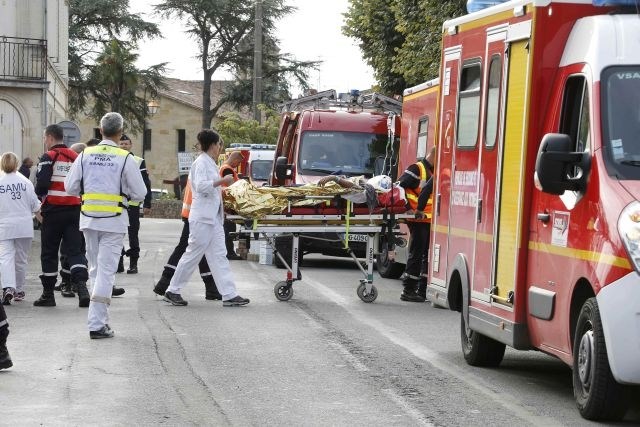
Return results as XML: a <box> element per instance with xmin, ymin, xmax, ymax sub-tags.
<box><xmin>274</xmin><ymin>281</ymin><xmax>293</xmax><ymax>301</ymax></box>
<box><xmin>460</xmin><ymin>313</ymin><xmax>505</xmax><ymax>367</ymax></box>
<box><xmin>357</xmin><ymin>283</ymin><xmax>378</xmax><ymax>303</ymax></box>
<box><xmin>573</xmin><ymin>298</ymin><xmax>629</xmax><ymax>420</ymax></box>
<box><xmin>376</xmin><ymin>238</ymin><xmax>404</xmax><ymax>279</ymax></box>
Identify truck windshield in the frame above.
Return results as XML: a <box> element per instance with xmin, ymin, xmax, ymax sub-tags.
<box><xmin>250</xmin><ymin>160</ymin><xmax>272</xmax><ymax>181</ymax></box>
<box><xmin>602</xmin><ymin>66</ymin><xmax>640</xmax><ymax>179</ymax></box>
<box><xmin>298</xmin><ymin>131</ymin><xmax>388</xmax><ymax>177</ymax></box>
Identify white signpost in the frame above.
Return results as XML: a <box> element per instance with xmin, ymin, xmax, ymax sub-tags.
<box><xmin>177</xmin><ymin>151</ymin><xmax>197</xmax><ymax>174</ymax></box>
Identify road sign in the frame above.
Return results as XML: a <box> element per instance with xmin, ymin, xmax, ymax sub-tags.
<box><xmin>57</xmin><ymin>120</ymin><xmax>81</xmax><ymax>147</ymax></box>
<box><xmin>177</xmin><ymin>151</ymin><xmax>197</xmax><ymax>174</ymax></box>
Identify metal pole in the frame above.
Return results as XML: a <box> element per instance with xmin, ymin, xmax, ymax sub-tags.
<box><xmin>252</xmin><ymin>0</ymin><xmax>263</xmax><ymax>123</ymax></box>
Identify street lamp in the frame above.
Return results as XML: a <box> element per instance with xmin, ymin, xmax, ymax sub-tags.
<box><xmin>141</xmin><ymin>97</ymin><xmax>159</xmax><ymax>159</ymax></box>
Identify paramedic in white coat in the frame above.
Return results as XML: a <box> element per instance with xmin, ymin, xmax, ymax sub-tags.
<box><xmin>0</xmin><ymin>152</ymin><xmax>41</xmax><ymax>305</ymax></box>
<box><xmin>164</xmin><ymin>129</ymin><xmax>249</xmax><ymax>307</ymax></box>
<box><xmin>64</xmin><ymin>112</ymin><xmax>147</xmax><ymax>339</ymax></box>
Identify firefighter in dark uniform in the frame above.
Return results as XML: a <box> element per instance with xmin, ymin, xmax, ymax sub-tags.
<box><xmin>117</xmin><ymin>134</ymin><xmax>152</xmax><ymax>276</ymax></box>
<box><xmin>398</xmin><ymin>147</ymin><xmax>435</xmax><ymax>302</ymax></box>
<box><xmin>34</xmin><ymin>124</ymin><xmax>90</xmax><ymax>307</ymax></box>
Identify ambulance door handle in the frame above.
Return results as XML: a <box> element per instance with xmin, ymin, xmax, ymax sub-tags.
<box><xmin>476</xmin><ymin>199</ymin><xmax>482</xmax><ymax>223</ymax></box>
<box><xmin>537</xmin><ymin>212</ymin><xmax>550</xmax><ymax>223</ymax></box>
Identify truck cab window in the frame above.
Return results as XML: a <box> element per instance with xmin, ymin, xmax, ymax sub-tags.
<box><xmin>560</xmin><ymin>75</ymin><xmax>590</xmax><ymax>154</ymax></box>
<box><xmin>601</xmin><ymin>66</ymin><xmax>640</xmax><ymax>180</ymax></box>
<box><xmin>457</xmin><ymin>60</ymin><xmax>482</xmax><ymax>148</ymax></box>
<box><xmin>416</xmin><ymin>117</ymin><xmax>429</xmax><ymax>159</ymax></box>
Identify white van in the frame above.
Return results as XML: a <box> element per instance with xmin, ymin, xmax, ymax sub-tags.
<box><xmin>248</xmin><ymin>147</ymin><xmax>275</xmax><ymax>187</ymax></box>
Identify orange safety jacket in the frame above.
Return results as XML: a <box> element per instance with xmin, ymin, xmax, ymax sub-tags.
<box><xmin>180</xmin><ymin>179</ymin><xmax>193</xmax><ymax>219</ymax></box>
<box><xmin>405</xmin><ymin>161</ymin><xmax>433</xmax><ymax>223</ymax></box>
<box><xmin>219</xmin><ymin>163</ymin><xmax>239</xmax><ymax>185</ymax></box>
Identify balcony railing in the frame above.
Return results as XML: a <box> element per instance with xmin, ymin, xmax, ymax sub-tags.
<box><xmin>0</xmin><ymin>36</ymin><xmax>47</xmax><ymax>81</ymax></box>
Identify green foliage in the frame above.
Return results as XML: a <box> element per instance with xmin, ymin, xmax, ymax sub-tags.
<box><xmin>155</xmin><ymin>0</ymin><xmax>317</xmax><ymax>128</ymax></box>
<box><xmin>68</xmin><ymin>0</ymin><xmax>166</xmax><ymax>133</ymax></box>
<box><xmin>216</xmin><ymin>106</ymin><xmax>280</xmax><ymax>146</ymax></box>
<box><xmin>344</xmin><ymin>0</ymin><xmax>467</xmax><ymax>94</ymax></box>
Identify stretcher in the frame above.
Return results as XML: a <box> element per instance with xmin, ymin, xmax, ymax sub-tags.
<box><xmin>228</xmin><ymin>194</ymin><xmax>411</xmax><ymax>303</ymax></box>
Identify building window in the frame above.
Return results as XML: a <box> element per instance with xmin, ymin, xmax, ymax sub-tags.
<box><xmin>484</xmin><ymin>55</ymin><xmax>502</xmax><ymax>148</ymax></box>
<box><xmin>177</xmin><ymin>129</ymin><xmax>186</xmax><ymax>152</ymax></box>
<box><xmin>143</xmin><ymin>129</ymin><xmax>152</xmax><ymax>151</ymax></box>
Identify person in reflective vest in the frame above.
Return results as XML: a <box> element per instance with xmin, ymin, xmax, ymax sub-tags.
<box><xmin>34</xmin><ymin>124</ymin><xmax>90</xmax><ymax>308</ymax></box>
<box><xmin>162</xmin><ymin>130</ymin><xmax>249</xmax><ymax>307</ymax></box>
<box><xmin>397</xmin><ymin>146</ymin><xmax>435</xmax><ymax>302</ymax></box>
<box><xmin>153</xmin><ymin>169</ymin><xmax>222</xmax><ymax>300</ymax></box>
<box><xmin>116</xmin><ymin>134</ymin><xmax>152</xmax><ymax>276</ymax></box>
<box><xmin>64</xmin><ymin>112</ymin><xmax>147</xmax><ymax>339</ymax></box>
<box><xmin>220</xmin><ymin>151</ymin><xmax>244</xmax><ymax>259</ymax></box>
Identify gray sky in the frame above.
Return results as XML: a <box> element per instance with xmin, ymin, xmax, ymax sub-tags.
<box><xmin>129</xmin><ymin>0</ymin><xmax>375</xmax><ymax>96</ymax></box>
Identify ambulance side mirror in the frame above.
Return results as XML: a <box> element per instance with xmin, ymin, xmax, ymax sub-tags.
<box><xmin>535</xmin><ymin>133</ymin><xmax>591</xmax><ymax>195</ymax></box>
<box><xmin>274</xmin><ymin>156</ymin><xmax>292</xmax><ymax>181</ymax></box>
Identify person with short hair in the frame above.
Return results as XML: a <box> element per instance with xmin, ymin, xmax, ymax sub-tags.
<box><xmin>64</xmin><ymin>112</ymin><xmax>147</xmax><ymax>339</ymax></box>
<box><xmin>34</xmin><ymin>124</ymin><xmax>89</xmax><ymax>307</ymax></box>
<box><xmin>86</xmin><ymin>138</ymin><xmax>100</xmax><ymax>147</ymax></box>
<box><xmin>18</xmin><ymin>157</ymin><xmax>34</xmax><ymax>178</ymax></box>
<box><xmin>70</xmin><ymin>142</ymin><xmax>87</xmax><ymax>153</ymax></box>
<box><xmin>116</xmin><ymin>134</ymin><xmax>152</xmax><ymax>275</ymax></box>
<box><xmin>0</xmin><ymin>152</ymin><xmax>41</xmax><ymax>305</ymax></box>
<box><xmin>163</xmin><ymin>130</ymin><xmax>249</xmax><ymax>307</ymax></box>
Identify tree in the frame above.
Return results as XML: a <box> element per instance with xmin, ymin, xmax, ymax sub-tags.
<box><xmin>155</xmin><ymin>0</ymin><xmax>316</xmax><ymax>128</ymax></box>
<box><xmin>343</xmin><ymin>0</ymin><xmax>466</xmax><ymax>95</ymax></box>
<box><xmin>216</xmin><ymin>105</ymin><xmax>280</xmax><ymax>146</ymax></box>
<box><xmin>82</xmin><ymin>41</ymin><xmax>166</xmax><ymax>134</ymax></box>
<box><xmin>68</xmin><ymin>0</ymin><xmax>165</xmax><ymax>132</ymax></box>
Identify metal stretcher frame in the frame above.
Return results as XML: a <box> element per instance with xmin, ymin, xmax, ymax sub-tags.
<box><xmin>227</xmin><ymin>198</ymin><xmax>412</xmax><ymax>303</ymax></box>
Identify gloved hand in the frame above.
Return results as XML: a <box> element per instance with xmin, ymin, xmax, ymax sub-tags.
<box><xmin>414</xmin><ymin>210</ymin><xmax>425</xmax><ymax>219</ymax></box>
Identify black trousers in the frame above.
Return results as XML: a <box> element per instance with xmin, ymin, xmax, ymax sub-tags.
<box><xmin>223</xmin><ymin>219</ymin><xmax>236</xmax><ymax>255</ymax></box>
<box><xmin>123</xmin><ymin>206</ymin><xmax>140</xmax><ymax>259</ymax></box>
<box><xmin>59</xmin><ymin>235</ymin><xmax>86</xmax><ymax>283</ymax></box>
<box><xmin>162</xmin><ymin>218</ymin><xmax>211</xmax><ymax>280</ymax></box>
<box><xmin>0</xmin><ymin>304</ymin><xmax>8</xmax><ymax>345</ymax></box>
<box><xmin>40</xmin><ymin>208</ymin><xmax>88</xmax><ymax>289</ymax></box>
<box><xmin>404</xmin><ymin>221</ymin><xmax>431</xmax><ymax>284</ymax></box>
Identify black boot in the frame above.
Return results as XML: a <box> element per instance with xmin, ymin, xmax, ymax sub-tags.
<box><xmin>127</xmin><ymin>257</ymin><xmax>138</xmax><ymax>274</ymax></box>
<box><xmin>117</xmin><ymin>256</ymin><xmax>125</xmax><ymax>273</ymax></box>
<box><xmin>75</xmin><ymin>282</ymin><xmax>90</xmax><ymax>308</ymax></box>
<box><xmin>34</xmin><ymin>275</ymin><xmax>56</xmax><ymax>306</ymax></box>
<box><xmin>153</xmin><ymin>276</ymin><xmax>170</xmax><ymax>296</ymax></box>
<box><xmin>61</xmin><ymin>280</ymin><xmax>75</xmax><ymax>298</ymax></box>
<box><xmin>112</xmin><ymin>286</ymin><xmax>125</xmax><ymax>297</ymax></box>
<box><xmin>400</xmin><ymin>278</ymin><xmax>424</xmax><ymax>302</ymax></box>
<box><xmin>204</xmin><ymin>277</ymin><xmax>222</xmax><ymax>300</ymax></box>
<box><xmin>417</xmin><ymin>281</ymin><xmax>427</xmax><ymax>301</ymax></box>
<box><xmin>0</xmin><ymin>328</ymin><xmax>12</xmax><ymax>370</ymax></box>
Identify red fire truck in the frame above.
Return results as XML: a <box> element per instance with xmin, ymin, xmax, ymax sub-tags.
<box><xmin>269</xmin><ymin>90</ymin><xmax>402</xmax><ymax>265</ymax></box>
<box><xmin>377</xmin><ymin>79</ymin><xmax>440</xmax><ymax>278</ymax></box>
<box><xmin>424</xmin><ymin>0</ymin><xmax>640</xmax><ymax>420</ymax></box>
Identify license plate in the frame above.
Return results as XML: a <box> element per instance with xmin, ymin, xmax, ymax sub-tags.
<box><xmin>342</xmin><ymin>233</ymin><xmax>369</xmax><ymax>242</ymax></box>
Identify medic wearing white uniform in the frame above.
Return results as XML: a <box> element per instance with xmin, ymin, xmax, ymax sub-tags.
<box><xmin>64</xmin><ymin>112</ymin><xmax>147</xmax><ymax>339</ymax></box>
<box><xmin>163</xmin><ymin>129</ymin><xmax>250</xmax><ymax>307</ymax></box>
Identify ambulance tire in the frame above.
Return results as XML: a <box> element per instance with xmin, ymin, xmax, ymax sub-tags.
<box><xmin>572</xmin><ymin>298</ymin><xmax>629</xmax><ymax>421</ymax></box>
<box><xmin>460</xmin><ymin>313</ymin><xmax>505</xmax><ymax>367</ymax></box>
<box><xmin>376</xmin><ymin>238</ymin><xmax>404</xmax><ymax>279</ymax></box>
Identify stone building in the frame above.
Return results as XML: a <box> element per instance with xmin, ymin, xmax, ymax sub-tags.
<box><xmin>76</xmin><ymin>78</ymin><xmax>249</xmax><ymax>194</ymax></box>
<box><xmin>0</xmin><ymin>0</ymin><xmax>69</xmax><ymax>165</ymax></box>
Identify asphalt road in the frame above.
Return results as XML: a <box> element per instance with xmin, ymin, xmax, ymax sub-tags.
<box><xmin>1</xmin><ymin>218</ymin><xmax>638</xmax><ymax>426</ymax></box>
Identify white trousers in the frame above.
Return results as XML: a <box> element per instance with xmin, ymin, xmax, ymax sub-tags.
<box><xmin>83</xmin><ymin>229</ymin><xmax>124</xmax><ymax>331</ymax></box>
<box><xmin>0</xmin><ymin>238</ymin><xmax>32</xmax><ymax>292</ymax></box>
<box><xmin>168</xmin><ymin>220</ymin><xmax>238</xmax><ymax>300</ymax></box>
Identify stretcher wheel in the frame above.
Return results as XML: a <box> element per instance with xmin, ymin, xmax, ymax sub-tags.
<box><xmin>357</xmin><ymin>283</ymin><xmax>377</xmax><ymax>303</ymax></box>
<box><xmin>274</xmin><ymin>281</ymin><xmax>293</xmax><ymax>301</ymax></box>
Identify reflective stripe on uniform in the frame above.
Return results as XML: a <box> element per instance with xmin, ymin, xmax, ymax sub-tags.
<box><xmin>0</xmin><ymin>319</ymin><xmax>8</xmax><ymax>328</ymax></box>
<box><xmin>164</xmin><ymin>264</ymin><xmax>177</xmax><ymax>270</ymax></box>
<box><xmin>70</xmin><ymin>264</ymin><xmax>88</xmax><ymax>271</ymax></box>
<box><xmin>129</xmin><ymin>201</ymin><xmax>140</xmax><ymax>207</ymax></box>
<box><xmin>81</xmin><ymin>193</ymin><xmax>124</xmax><ymax>214</ymax></box>
<box><xmin>42</xmin><ymin>272</ymin><xmax>58</xmax><ymax>276</ymax></box>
